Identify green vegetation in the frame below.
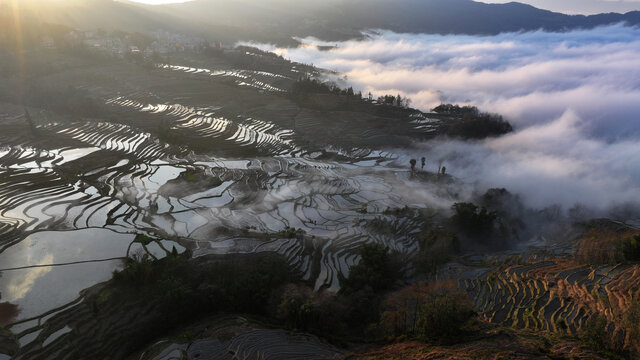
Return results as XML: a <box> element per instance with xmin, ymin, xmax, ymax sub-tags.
<box><xmin>445</xmin><ymin>114</ymin><xmax>514</xmax><ymax>140</ymax></box>
<box><xmin>275</xmin><ymin>284</ymin><xmax>347</xmax><ymax>337</ymax></box>
<box><xmin>291</xmin><ymin>77</ymin><xmax>359</xmax><ymax>97</ymax></box>
<box><xmin>290</xmin><ymin>78</ymin><xmax>410</xmax><ymax>110</ymax></box>
<box><xmin>278</xmin><ymin>226</ymin><xmax>306</xmax><ymax>239</ymax></box>
<box><xmin>416</xmin><ymin>282</ymin><xmax>476</xmax><ymax>342</ymax></box>
<box><xmin>382</xmin><ymin>206</ymin><xmax>412</xmax><ymax>217</ymax></box>
<box><xmin>579</xmin><ymin>313</ymin><xmax>623</xmax><ymax>358</ymax></box>
<box><xmin>102</xmin><ymin>252</ymin><xmax>297</xmax><ymax>354</ymax></box>
<box><xmin>182</xmin><ymin>169</ymin><xmax>199</xmax><ymax>182</ymax></box>
<box><xmin>415</xmin><ymin>229</ymin><xmax>459</xmax><ymax>275</ymax></box>
<box><xmin>133</xmin><ymin>234</ymin><xmax>154</xmax><ymax>245</ymax></box>
<box><xmin>273</xmin><ymin>244</ymin><xmax>407</xmax><ymax>343</ymax></box>
<box><xmin>377</xmin><ymin>94</ymin><xmax>411</xmax><ymax>108</ymax></box>
<box><xmin>623</xmin><ymin>301</ymin><xmax>640</xmax><ymax>353</ymax></box>
<box><xmin>113</xmin><ymin>252</ymin><xmax>295</xmax><ymax>313</ymax></box>
<box><xmin>621</xmin><ymin>235</ymin><xmax>640</xmax><ymax>262</ymax></box>
<box><xmin>451</xmin><ymin>202</ymin><xmax>497</xmax><ymax>239</ymax></box>
<box><xmin>381</xmin><ymin>281</ymin><xmax>476</xmax><ymax>343</ymax></box>
<box><xmin>433</xmin><ymin>104</ymin><xmax>513</xmax><ymax>139</ymax></box>
<box><xmin>576</xmin><ymin>222</ymin><xmax>640</xmax><ymax>264</ymax></box>
<box><xmin>432</xmin><ymin>104</ymin><xmax>481</xmax><ymax>115</ymax></box>
<box><xmin>339</xmin><ymin>243</ymin><xmax>402</xmax><ymax>294</ymax></box>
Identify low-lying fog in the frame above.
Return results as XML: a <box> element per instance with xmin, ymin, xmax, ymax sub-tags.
<box><xmin>246</xmin><ymin>24</ymin><xmax>640</xmax><ymax>213</ymax></box>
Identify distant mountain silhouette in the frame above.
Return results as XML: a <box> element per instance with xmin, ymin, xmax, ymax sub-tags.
<box><xmin>150</xmin><ymin>0</ymin><xmax>640</xmax><ymax>41</ymax></box>
<box><xmin>4</xmin><ymin>0</ymin><xmax>639</xmax><ymax>43</ymax></box>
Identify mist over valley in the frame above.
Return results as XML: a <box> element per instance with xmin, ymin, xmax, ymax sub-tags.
<box><xmin>0</xmin><ymin>1</ymin><xmax>639</xmax><ymax>359</ymax></box>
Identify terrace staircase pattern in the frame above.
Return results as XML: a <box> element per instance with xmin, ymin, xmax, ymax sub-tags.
<box><xmin>450</xmin><ymin>260</ymin><xmax>640</xmax><ymax>343</ymax></box>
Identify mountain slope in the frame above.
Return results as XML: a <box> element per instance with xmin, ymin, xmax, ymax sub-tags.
<box><xmin>0</xmin><ymin>0</ymin><xmax>197</xmax><ymax>35</ymax></box>
<box><xmin>4</xmin><ymin>0</ymin><xmax>640</xmax><ymax>44</ymax></box>
<box><xmin>150</xmin><ymin>0</ymin><xmax>640</xmax><ymax>41</ymax></box>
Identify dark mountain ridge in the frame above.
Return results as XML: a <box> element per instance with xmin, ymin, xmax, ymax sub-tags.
<box><xmin>151</xmin><ymin>0</ymin><xmax>640</xmax><ymax>41</ymax></box>
<box><xmin>3</xmin><ymin>0</ymin><xmax>640</xmax><ymax>45</ymax></box>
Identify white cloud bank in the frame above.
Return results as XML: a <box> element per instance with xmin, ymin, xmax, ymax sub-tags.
<box><xmin>247</xmin><ymin>25</ymin><xmax>640</xmax><ymax>212</ymax></box>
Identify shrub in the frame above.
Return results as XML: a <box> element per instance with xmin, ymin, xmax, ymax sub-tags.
<box><xmin>623</xmin><ymin>301</ymin><xmax>640</xmax><ymax>353</ymax></box>
<box><xmin>382</xmin><ymin>281</ymin><xmax>475</xmax><ymax>342</ymax></box>
<box><xmin>277</xmin><ymin>284</ymin><xmax>317</xmax><ymax>330</ymax></box>
<box><xmin>581</xmin><ymin>313</ymin><xmax>609</xmax><ymax>351</ymax></box>
<box><xmin>622</xmin><ymin>235</ymin><xmax>640</xmax><ymax>262</ymax></box>
<box><xmin>575</xmin><ymin>221</ymin><xmax>640</xmax><ymax>264</ymax></box>
<box><xmin>414</xmin><ymin>229</ymin><xmax>459</xmax><ymax>275</ymax></box>
<box><xmin>416</xmin><ymin>281</ymin><xmax>476</xmax><ymax>342</ymax></box>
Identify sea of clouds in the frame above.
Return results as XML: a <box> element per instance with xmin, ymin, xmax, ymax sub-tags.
<box><xmin>246</xmin><ymin>24</ymin><xmax>640</xmax><ymax>213</ymax></box>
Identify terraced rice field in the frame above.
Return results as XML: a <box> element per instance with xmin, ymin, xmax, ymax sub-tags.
<box><xmin>445</xmin><ymin>259</ymin><xmax>640</xmax><ymax>339</ymax></box>
<box><xmin>157</xmin><ymin>64</ymin><xmax>290</xmax><ymax>93</ymax></box>
<box><xmin>105</xmin><ymin>96</ymin><xmax>300</xmax><ymax>156</ymax></box>
<box><xmin>0</xmin><ymin>53</ymin><xmax>463</xmax><ymax>357</ymax></box>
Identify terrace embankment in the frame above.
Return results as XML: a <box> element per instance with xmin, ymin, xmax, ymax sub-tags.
<box><xmin>441</xmin><ymin>219</ymin><xmax>640</xmax><ymax>354</ymax></box>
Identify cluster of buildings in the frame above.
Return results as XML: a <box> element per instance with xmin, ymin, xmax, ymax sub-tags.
<box><xmin>41</xmin><ymin>29</ymin><xmax>229</xmax><ymax>58</ymax></box>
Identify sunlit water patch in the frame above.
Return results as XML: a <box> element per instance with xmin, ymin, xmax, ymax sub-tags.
<box><xmin>157</xmin><ymin>64</ymin><xmax>289</xmax><ymax>92</ymax></box>
<box><xmin>106</xmin><ymin>97</ymin><xmax>300</xmax><ymax>156</ymax></box>
<box><xmin>0</xmin><ymin>229</ymin><xmax>132</xmax><ymax>321</ymax></box>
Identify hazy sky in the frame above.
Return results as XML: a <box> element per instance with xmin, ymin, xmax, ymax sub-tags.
<box><xmin>128</xmin><ymin>0</ymin><xmax>640</xmax><ymax>14</ymax></box>
<box><xmin>483</xmin><ymin>0</ymin><xmax>640</xmax><ymax>14</ymax></box>
<box><xmin>129</xmin><ymin>0</ymin><xmax>191</xmax><ymax>4</ymax></box>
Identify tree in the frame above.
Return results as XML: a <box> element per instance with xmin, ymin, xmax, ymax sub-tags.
<box><xmin>340</xmin><ymin>243</ymin><xmax>401</xmax><ymax>294</ymax></box>
<box><xmin>277</xmin><ymin>284</ymin><xmax>317</xmax><ymax>330</ymax></box>
<box><xmin>410</xmin><ymin>159</ymin><xmax>417</xmax><ymax>173</ymax></box>
<box><xmin>421</xmin><ymin>157</ymin><xmax>426</xmax><ymax>170</ymax></box>
<box><xmin>415</xmin><ymin>229</ymin><xmax>459</xmax><ymax>275</ymax></box>
<box><xmin>382</xmin><ymin>281</ymin><xmax>475</xmax><ymax>341</ymax></box>
<box><xmin>395</xmin><ymin>94</ymin><xmax>403</xmax><ymax>107</ymax></box>
<box><xmin>382</xmin><ymin>282</ymin><xmax>429</xmax><ymax>336</ymax></box>
<box><xmin>450</xmin><ymin>203</ymin><xmax>497</xmax><ymax>239</ymax></box>
<box><xmin>416</xmin><ymin>281</ymin><xmax>475</xmax><ymax>342</ymax></box>
<box><xmin>622</xmin><ymin>235</ymin><xmax>640</xmax><ymax>262</ymax></box>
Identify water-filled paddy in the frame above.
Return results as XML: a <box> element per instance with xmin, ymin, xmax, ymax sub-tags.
<box><xmin>0</xmin><ymin>55</ymin><xmax>460</xmax><ymax>336</ymax></box>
